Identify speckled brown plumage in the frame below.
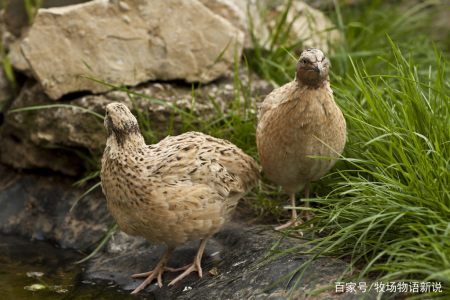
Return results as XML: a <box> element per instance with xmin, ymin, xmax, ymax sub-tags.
<box><xmin>256</xmin><ymin>48</ymin><xmax>346</xmax><ymax>230</ymax></box>
<box><xmin>101</xmin><ymin>103</ymin><xmax>259</xmax><ymax>293</ymax></box>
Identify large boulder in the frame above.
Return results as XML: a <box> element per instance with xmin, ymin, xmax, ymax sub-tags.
<box><xmin>11</xmin><ymin>0</ymin><xmax>245</xmax><ymax>99</ymax></box>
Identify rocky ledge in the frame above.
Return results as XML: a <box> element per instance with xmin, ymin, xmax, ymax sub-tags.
<box><xmin>0</xmin><ymin>164</ymin><xmax>357</xmax><ymax>299</ymax></box>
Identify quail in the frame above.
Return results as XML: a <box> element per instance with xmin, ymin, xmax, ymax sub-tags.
<box><xmin>256</xmin><ymin>48</ymin><xmax>346</xmax><ymax>230</ymax></box>
<box><xmin>101</xmin><ymin>103</ymin><xmax>259</xmax><ymax>293</ymax></box>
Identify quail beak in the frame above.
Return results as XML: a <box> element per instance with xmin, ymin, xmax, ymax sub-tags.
<box><xmin>313</xmin><ymin>61</ymin><xmax>323</xmax><ymax>74</ymax></box>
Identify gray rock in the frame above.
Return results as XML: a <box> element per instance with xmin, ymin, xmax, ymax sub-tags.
<box><xmin>0</xmin><ymin>131</ymin><xmax>85</xmax><ymax>175</ymax></box>
<box><xmin>86</xmin><ymin>224</ymin><xmax>355</xmax><ymax>299</ymax></box>
<box><xmin>13</xmin><ymin>0</ymin><xmax>245</xmax><ymax>99</ymax></box>
<box><xmin>0</xmin><ymin>80</ymin><xmax>106</xmax><ymax>175</ymax></box>
<box><xmin>3</xmin><ymin>80</ymin><xmax>107</xmax><ymax>151</ymax></box>
<box><xmin>6</xmin><ymin>39</ymin><xmax>30</xmax><ymax>74</ymax></box>
<box><xmin>0</xmin><ymin>164</ymin><xmax>111</xmax><ymax>249</ymax></box>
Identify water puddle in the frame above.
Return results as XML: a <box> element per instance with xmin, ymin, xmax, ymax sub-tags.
<box><xmin>0</xmin><ymin>235</ymin><xmax>140</xmax><ymax>299</ymax></box>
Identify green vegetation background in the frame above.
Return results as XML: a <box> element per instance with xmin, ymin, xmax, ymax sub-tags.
<box><xmin>4</xmin><ymin>0</ymin><xmax>450</xmax><ymax>297</ymax></box>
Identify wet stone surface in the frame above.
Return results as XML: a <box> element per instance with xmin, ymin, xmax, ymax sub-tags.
<box><xmin>0</xmin><ymin>164</ymin><xmax>111</xmax><ymax>250</ymax></box>
<box><xmin>87</xmin><ymin>225</ymin><xmax>354</xmax><ymax>299</ymax></box>
<box><xmin>0</xmin><ymin>164</ymin><xmax>359</xmax><ymax>299</ymax></box>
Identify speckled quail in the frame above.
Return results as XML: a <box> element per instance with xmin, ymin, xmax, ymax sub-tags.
<box><xmin>101</xmin><ymin>103</ymin><xmax>259</xmax><ymax>293</ymax></box>
<box><xmin>256</xmin><ymin>48</ymin><xmax>346</xmax><ymax>230</ymax></box>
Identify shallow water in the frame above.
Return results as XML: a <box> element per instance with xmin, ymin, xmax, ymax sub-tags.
<box><xmin>0</xmin><ymin>235</ymin><xmax>142</xmax><ymax>300</ymax></box>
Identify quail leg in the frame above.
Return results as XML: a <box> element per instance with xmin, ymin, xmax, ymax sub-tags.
<box><xmin>275</xmin><ymin>193</ymin><xmax>301</xmax><ymax>230</ymax></box>
<box><xmin>167</xmin><ymin>239</ymin><xmax>207</xmax><ymax>286</ymax></box>
<box><xmin>130</xmin><ymin>247</ymin><xmax>174</xmax><ymax>294</ymax></box>
<box><xmin>300</xmin><ymin>183</ymin><xmax>314</xmax><ymax>222</ymax></box>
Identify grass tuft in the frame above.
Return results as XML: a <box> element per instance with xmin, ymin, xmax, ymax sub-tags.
<box><xmin>284</xmin><ymin>38</ymin><xmax>449</xmax><ymax>296</ymax></box>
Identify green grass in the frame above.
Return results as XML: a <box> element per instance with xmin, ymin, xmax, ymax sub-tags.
<box><xmin>24</xmin><ymin>0</ymin><xmax>43</xmax><ymax>24</ymax></box>
<box><xmin>282</xmin><ymin>41</ymin><xmax>449</xmax><ymax>297</ymax></box>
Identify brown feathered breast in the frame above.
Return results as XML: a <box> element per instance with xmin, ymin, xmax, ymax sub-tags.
<box><xmin>256</xmin><ymin>80</ymin><xmax>346</xmax><ymax>194</ymax></box>
<box><xmin>101</xmin><ymin>131</ymin><xmax>259</xmax><ymax>247</ymax></box>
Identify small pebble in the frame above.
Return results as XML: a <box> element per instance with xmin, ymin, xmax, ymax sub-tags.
<box><xmin>210</xmin><ymin>251</ymin><xmax>220</xmax><ymax>257</ymax></box>
<box><xmin>208</xmin><ymin>267</ymin><xmax>219</xmax><ymax>276</ymax></box>
<box><xmin>118</xmin><ymin>1</ymin><xmax>130</xmax><ymax>11</ymax></box>
<box><xmin>24</xmin><ymin>283</ymin><xmax>46</xmax><ymax>292</ymax></box>
<box><xmin>26</xmin><ymin>271</ymin><xmax>44</xmax><ymax>278</ymax></box>
<box><xmin>52</xmin><ymin>285</ymin><xmax>68</xmax><ymax>294</ymax></box>
<box><xmin>182</xmin><ymin>286</ymin><xmax>192</xmax><ymax>292</ymax></box>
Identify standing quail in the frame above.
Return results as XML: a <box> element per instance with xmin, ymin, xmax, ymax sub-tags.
<box><xmin>256</xmin><ymin>48</ymin><xmax>346</xmax><ymax>230</ymax></box>
<box><xmin>101</xmin><ymin>103</ymin><xmax>259</xmax><ymax>293</ymax></box>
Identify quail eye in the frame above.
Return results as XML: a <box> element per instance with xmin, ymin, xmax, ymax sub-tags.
<box><xmin>301</xmin><ymin>59</ymin><xmax>308</xmax><ymax>64</ymax></box>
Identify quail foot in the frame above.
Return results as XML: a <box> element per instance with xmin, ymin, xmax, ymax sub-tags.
<box><xmin>256</xmin><ymin>48</ymin><xmax>346</xmax><ymax>230</ymax></box>
<box><xmin>101</xmin><ymin>103</ymin><xmax>259</xmax><ymax>293</ymax></box>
